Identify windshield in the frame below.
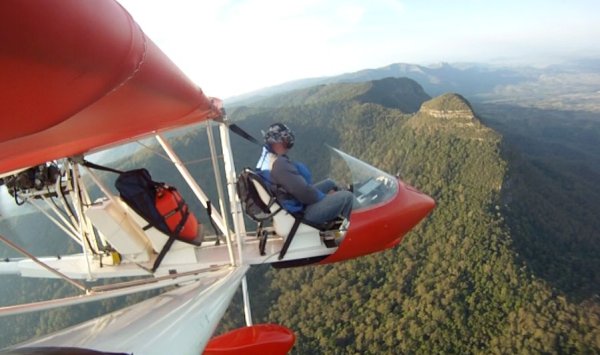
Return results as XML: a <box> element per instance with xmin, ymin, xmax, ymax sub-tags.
<box><xmin>327</xmin><ymin>147</ymin><xmax>398</xmax><ymax>211</ymax></box>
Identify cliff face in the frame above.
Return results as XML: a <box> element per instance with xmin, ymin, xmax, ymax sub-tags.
<box><xmin>420</xmin><ymin>106</ymin><xmax>476</xmax><ymax>121</ymax></box>
<box><xmin>408</xmin><ymin>93</ymin><xmax>494</xmax><ymax>140</ymax></box>
<box><xmin>420</xmin><ymin>93</ymin><xmax>476</xmax><ymax>120</ymax></box>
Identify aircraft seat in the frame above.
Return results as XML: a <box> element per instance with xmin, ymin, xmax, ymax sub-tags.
<box><xmin>239</xmin><ymin>169</ymin><xmax>341</xmax><ymax>259</ymax></box>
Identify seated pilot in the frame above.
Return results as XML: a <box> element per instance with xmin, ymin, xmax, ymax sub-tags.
<box><xmin>256</xmin><ymin>123</ymin><xmax>353</xmax><ymax>227</ymax></box>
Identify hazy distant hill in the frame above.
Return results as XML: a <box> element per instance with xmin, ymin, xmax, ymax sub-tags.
<box><xmin>227</xmin><ymin>59</ymin><xmax>600</xmax><ymax>113</ymax></box>
<box><xmin>226</xmin><ymin>62</ymin><xmax>529</xmax><ymax>104</ymax></box>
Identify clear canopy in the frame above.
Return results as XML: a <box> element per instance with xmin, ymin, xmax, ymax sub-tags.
<box><xmin>327</xmin><ymin>147</ymin><xmax>398</xmax><ymax>211</ymax></box>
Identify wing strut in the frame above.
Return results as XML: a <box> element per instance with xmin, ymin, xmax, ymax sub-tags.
<box><xmin>0</xmin><ymin>233</ymin><xmax>87</xmax><ymax>292</ymax></box>
<box><xmin>154</xmin><ymin>133</ymin><xmax>236</xmax><ymax>265</ymax></box>
<box><xmin>218</xmin><ymin>117</ymin><xmax>254</xmax><ymax>326</ymax></box>
<box><xmin>206</xmin><ymin>122</ymin><xmax>230</xmax><ymax>246</ymax></box>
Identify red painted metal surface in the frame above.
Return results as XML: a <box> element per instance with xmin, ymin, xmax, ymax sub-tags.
<box><xmin>321</xmin><ymin>180</ymin><xmax>435</xmax><ymax>264</ymax></box>
<box><xmin>203</xmin><ymin>324</ymin><xmax>296</xmax><ymax>355</ymax></box>
<box><xmin>155</xmin><ymin>187</ymin><xmax>199</xmax><ymax>241</ymax></box>
<box><xmin>0</xmin><ymin>0</ymin><xmax>221</xmax><ymax>175</ymax></box>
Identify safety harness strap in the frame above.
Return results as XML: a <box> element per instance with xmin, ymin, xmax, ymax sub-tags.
<box><xmin>278</xmin><ymin>217</ymin><xmax>302</xmax><ymax>260</ymax></box>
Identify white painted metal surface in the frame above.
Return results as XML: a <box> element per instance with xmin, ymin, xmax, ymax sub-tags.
<box><xmin>12</xmin><ymin>266</ymin><xmax>248</xmax><ymax>355</ymax></box>
<box><xmin>218</xmin><ymin>119</ymin><xmax>253</xmax><ymax>326</ymax></box>
<box><xmin>0</xmin><ymin>233</ymin><xmax>336</xmax><ymax>278</ymax></box>
<box><xmin>0</xmin><ymin>254</ymin><xmax>148</xmax><ymax>279</ymax></box>
<box><xmin>85</xmin><ymin>198</ymin><xmax>152</xmax><ymax>262</ymax></box>
<box><xmin>219</xmin><ymin>121</ymin><xmax>247</xmax><ymax>265</ymax></box>
<box><xmin>206</xmin><ymin>122</ymin><xmax>235</xmax><ymax>258</ymax></box>
<box><xmin>0</xmin><ymin>266</ymin><xmax>227</xmax><ymax>317</ymax></box>
<box><xmin>71</xmin><ymin>162</ymin><xmax>95</xmax><ymax>281</ymax></box>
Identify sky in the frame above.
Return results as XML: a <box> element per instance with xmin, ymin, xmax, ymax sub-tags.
<box><xmin>117</xmin><ymin>0</ymin><xmax>600</xmax><ymax>99</ymax></box>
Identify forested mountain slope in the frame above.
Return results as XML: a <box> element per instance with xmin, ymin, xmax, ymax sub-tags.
<box><xmin>248</xmin><ymin>77</ymin><xmax>430</xmax><ymax>113</ymax></box>
<box><xmin>219</xmin><ymin>79</ymin><xmax>600</xmax><ymax>353</ymax></box>
<box><xmin>476</xmin><ymin>104</ymin><xmax>600</xmax><ymax>301</ymax></box>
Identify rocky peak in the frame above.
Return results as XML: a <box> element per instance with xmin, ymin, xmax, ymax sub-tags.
<box><xmin>408</xmin><ymin>93</ymin><xmax>495</xmax><ymax>141</ymax></box>
<box><xmin>419</xmin><ymin>93</ymin><xmax>477</xmax><ymax>122</ymax></box>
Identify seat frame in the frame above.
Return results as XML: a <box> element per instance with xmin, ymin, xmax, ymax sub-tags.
<box><xmin>241</xmin><ymin>169</ymin><xmax>341</xmax><ymax>260</ymax></box>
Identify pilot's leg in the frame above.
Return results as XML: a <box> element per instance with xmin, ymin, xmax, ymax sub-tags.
<box><xmin>304</xmin><ymin>190</ymin><xmax>353</xmax><ymax>225</ymax></box>
<box><xmin>314</xmin><ymin>178</ymin><xmax>338</xmax><ymax>194</ymax></box>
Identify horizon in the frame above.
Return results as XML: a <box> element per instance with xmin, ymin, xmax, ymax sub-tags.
<box><xmin>117</xmin><ymin>0</ymin><xmax>600</xmax><ymax>99</ymax></box>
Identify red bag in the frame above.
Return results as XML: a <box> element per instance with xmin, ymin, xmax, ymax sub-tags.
<box><xmin>155</xmin><ymin>186</ymin><xmax>199</xmax><ymax>241</ymax></box>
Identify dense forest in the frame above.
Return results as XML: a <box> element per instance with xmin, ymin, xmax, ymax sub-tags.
<box><xmin>217</xmin><ymin>78</ymin><xmax>600</xmax><ymax>353</ymax></box>
<box><xmin>1</xmin><ymin>77</ymin><xmax>598</xmax><ymax>352</ymax></box>
<box><xmin>476</xmin><ymin>104</ymin><xmax>600</xmax><ymax>300</ymax></box>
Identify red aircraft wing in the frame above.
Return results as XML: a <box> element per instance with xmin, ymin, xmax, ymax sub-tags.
<box><xmin>0</xmin><ymin>0</ymin><xmax>221</xmax><ymax>175</ymax></box>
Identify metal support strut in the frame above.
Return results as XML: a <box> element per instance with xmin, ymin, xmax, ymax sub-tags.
<box><xmin>154</xmin><ymin>133</ymin><xmax>236</xmax><ymax>267</ymax></box>
<box><xmin>0</xmin><ymin>233</ymin><xmax>87</xmax><ymax>292</ymax></box>
<box><xmin>218</xmin><ymin>117</ymin><xmax>253</xmax><ymax>326</ymax></box>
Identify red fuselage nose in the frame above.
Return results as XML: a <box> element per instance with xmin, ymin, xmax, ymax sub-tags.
<box><xmin>320</xmin><ymin>180</ymin><xmax>435</xmax><ymax>264</ymax></box>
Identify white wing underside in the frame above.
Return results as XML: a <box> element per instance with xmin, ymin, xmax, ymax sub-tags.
<box><xmin>10</xmin><ymin>266</ymin><xmax>248</xmax><ymax>354</ymax></box>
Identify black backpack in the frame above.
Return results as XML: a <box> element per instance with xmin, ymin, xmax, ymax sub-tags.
<box><xmin>115</xmin><ymin>169</ymin><xmax>181</xmax><ymax>237</ymax></box>
<box><xmin>236</xmin><ymin>169</ymin><xmax>281</xmax><ymax>222</ymax></box>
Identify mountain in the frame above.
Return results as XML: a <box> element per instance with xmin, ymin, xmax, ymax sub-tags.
<box><xmin>419</xmin><ymin>92</ymin><xmax>474</xmax><ymax>113</ymax></box>
<box><xmin>226</xmin><ymin>62</ymin><xmax>529</xmax><ymax>105</ymax></box>
<box><xmin>241</xmin><ymin>77</ymin><xmax>430</xmax><ymax>113</ymax></box>
<box><xmin>407</xmin><ymin>93</ymin><xmax>489</xmax><ymax>138</ymax></box>
<box><xmin>475</xmin><ymin>102</ymin><xmax>600</xmax><ymax>302</ymax></box>
<box><xmin>227</xmin><ymin>59</ymin><xmax>600</xmax><ymax>113</ymax></box>
<box><xmin>216</xmin><ymin>78</ymin><xmax>600</xmax><ymax>353</ymax></box>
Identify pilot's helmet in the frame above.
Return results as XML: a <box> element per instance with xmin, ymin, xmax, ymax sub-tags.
<box><xmin>264</xmin><ymin>123</ymin><xmax>295</xmax><ymax>149</ymax></box>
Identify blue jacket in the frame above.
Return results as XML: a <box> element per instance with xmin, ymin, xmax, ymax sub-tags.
<box><xmin>269</xmin><ymin>155</ymin><xmax>325</xmax><ymax>213</ymax></box>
